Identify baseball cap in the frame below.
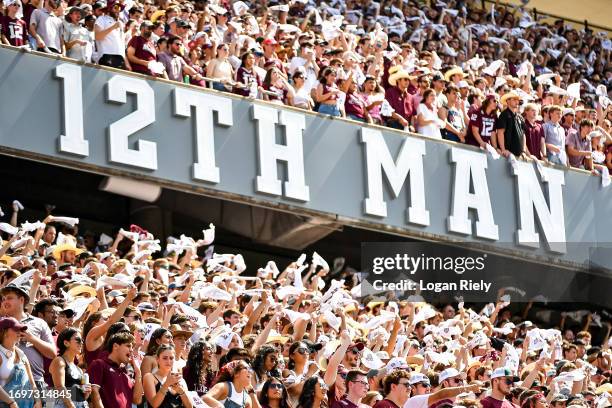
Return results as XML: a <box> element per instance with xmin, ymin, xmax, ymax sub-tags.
<box><xmin>137</xmin><ymin>302</ymin><xmax>156</xmax><ymax>312</ymax></box>
<box><xmin>409</xmin><ymin>373</ymin><xmax>431</xmax><ymax>385</ymax></box>
<box><xmin>458</xmin><ymin>80</ymin><xmax>469</xmax><ymax>89</ymax></box>
<box><xmin>491</xmin><ymin>367</ymin><xmax>520</xmax><ymax>381</ymax></box>
<box><xmin>366</xmin><ymin>369</ymin><xmax>380</xmax><ymax>379</ymax></box>
<box><xmin>263</xmin><ymin>38</ymin><xmax>278</xmax><ymax>46</ymax></box>
<box><xmin>302</xmin><ymin>340</ymin><xmax>323</xmax><ymax>353</ymax></box>
<box><xmin>349</xmin><ymin>342</ymin><xmax>365</xmax><ymax>351</ymax></box>
<box><xmin>563</xmin><ymin>108</ymin><xmax>576</xmax><ymax>116</ymax></box>
<box><xmin>438</xmin><ymin>368</ymin><xmax>463</xmax><ymax>383</ymax></box>
<box><xmin>432</xmin><ymin>73</ymin><xmax>445</xmax><ymax>82</ymax></box>
<box><xmin>0</xmin><ymin>284</ymin><xmax>30</xmax><ymax>303</ymax></box>
<box><xmin>5</xmin><ymin>0</ymin><xmax>22</xmax><ymax>7</ymax></box>
<box><xmin>60</xmin><ymin>308</ymin><xmax>76</xmax><ymax>318</ymax></box>
<box><xmin>176</xmin><ymin>19</ymin><xmax>190</xmax><ymax>28</ymax></box>
<box><xmin>0</xmin><ymin>317</ymin><xmax>27</xmax><ymax>332</ymax></box>
<box><xmin>552</xmin><ymin>394</ymin><xmax>569</xmax><ymax>403</ymax></box>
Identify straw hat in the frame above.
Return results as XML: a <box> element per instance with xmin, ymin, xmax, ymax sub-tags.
<box><xmin>52</xmin><ymin>233</ymin><xmax>84</xmax><ymax>261</ymax></box>
<box><xmin>444</xmin><ymin>66</ymin><xmax>467</xmax><ymax>82</ymax></box>
<box><xmin>388</xmin><ymin>69</ymin><xmax>415</xmax><ymax>86</ymax></box>
<box><xmin>150</xmin><ymin>9</ymin><xmax>166</xmax><ymax>23</ymax></box>
<box><xmin>170</xmin><ymin>324</ymin><xmax>194</xmax><ymax>339</ymax></box>
<box><xmin>67</xmin><ymin>284</ymin><xmax>97</xmax><ymax>298</ymax></box>
<box><xmin>500</xmin><ymin>91</ymin><xmax>521</xmax><ymax>105</ymax></box>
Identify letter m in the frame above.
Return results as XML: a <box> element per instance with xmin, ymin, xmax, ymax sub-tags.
<box><xmin>360</xmin><ymin>128</ymin><xmax>430</xmax><ymax>226</ymax></box>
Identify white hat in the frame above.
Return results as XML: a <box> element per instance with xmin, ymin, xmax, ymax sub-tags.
<box><xmin>491</xmin><ymin>367</ymin><xmax>519</xmax><ymax>381</ymax></box>
<box><xmin>562</xmin><ymin>108</ymin><xmax>576</xmax><ymax>116</ymax></box>
<box><xmin>409</xmin><ymin>373</ymin><xmax>431</xmax><ymax>385</ymax></box>
<box><xmin>385</xmin><ymin>357</ymin><xmax>409</xmax><ymax>372</ymax></box>
<box><xmin>458</xmin><ymin>80</ymin><xmax>469</xmax><ymax>89</ymax></box>
<box><xmin>438</xmin><ymin>368</ymin><xmax>463</xmax><ymax>383</ymax></box>
<box><xmin>362</xmin><ymin>348</ymin><xmax>385</xmax><ymax>370</ymax></box>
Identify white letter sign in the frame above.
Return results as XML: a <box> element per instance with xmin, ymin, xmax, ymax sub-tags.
<box><xmin>107</xmin><ymin>75</ymin><xmax>158</xmax><ymax>170</ymax></box>
<box><xmin>173</xmin><ymin>88</ymin><xmax>233</xmax><ymax>183</ymax></box>
<box><xmin>448</xmin><ymin>148</ymin><xmax>499</xmax><ymax>240</ymax></box>
<box><xmin>512</xmin><ymin>161</ymin><xmax>566</xmax><ymax>253</ymax></box>
<box><xmin>360</xmin><ymin>128</ymin><xmax>430</xmax><ymax>226</ymax></box>
<box><xmin>55</xmin><ymin>64</ymin><xmax>89</xmax><ymax>156</ymax></box>
<box><xmin>252</xmin><ymin>105</ymin><xmax>310</xmax><ymax>201</ymax></box>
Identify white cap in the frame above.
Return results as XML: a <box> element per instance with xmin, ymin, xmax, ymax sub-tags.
<box><xmin>409</xmin><ymin>373</ymin><xmax>431</xmax><ymax>385</ymax></box>
<box><xmin>491</xmin><ymin>367</ymin><xmax>519</xmax><ymax>381</ymax></box>
<box><xmin>438</xmin><ymin>368</ymin><xmax>462</xmax><ymax>383</ymax></box>
<box><xmin>563</xmin><ymin>108</ymin><xmax>576</xmax><ymax>116</ymax></box>
<box><xmin>458</xmin><ymin>80</ymin><xmax>469</xmax><ymax>89</ymax></box>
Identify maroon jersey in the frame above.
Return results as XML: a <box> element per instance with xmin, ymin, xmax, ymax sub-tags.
<box><xmin>1</xmin><ymin>16</ymin><xmax>27</xmax><ymax>47</ymax></box>
<box><xmin>127</xmin><ymin>35</ymin><xmax>157</xmax><ymax>75</ymax></box>
<box><xmin>234</xmin><ymin>66</ymin><xmax>261</xmax><ymax>96</ymax></box>
<box><xmin>467</xmin><ymin>109</ymin><xmax>496</xmax><ymax>146</ymax></box>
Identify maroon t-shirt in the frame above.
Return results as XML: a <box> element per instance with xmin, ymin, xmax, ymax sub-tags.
<box><xmin>23</xmin><ymin>3</ymin><xmax>36</xmax><ymax>25</ymax></box>
<box><xmin>429</xmin><ymin>399</ymin><xmax>453</xmax><ymax>408</ymax></box>
<box><xmin>467</xmin><ymin>109</ymin><xmax>496</xmax><ymax>146</ymax></box>
<box><xmin>345</xmin><ymin>91</ymin><xmax>367</xmax><ymax>119</ymax></box>
<box><xmin>524</xmin><ymin>119</ymin><xmax>544</xmax><ymax>159</ymax></box>
<box><xmin>1</xmin><ymin>16</ymin><xmax>27</xmax><ymax>46</ymax></box>
<box><xmin>332</xmin><ymin>397</ymin><xmax>359</xmax><ymax>408</ymax></box>
<box><xmin>88</xmin><ymin>357</ymin><xmax>134</xmax><ymax>408</ymax></box>
<box><xmin>373</xmin><ymin>399</ymin><xmax>400</xmax><ymax>408</ymax></box>
<box><xmin>481</xmin><ymin>396</ymin><xmax>516</xmax><ymax>408</ymax></box>
<box><xmin>127</xmin><ymin>35</ymin><xmax>157</xmax><ymax>75</ymax></box>
<box><xmin>234</xmin><ymin>66</ymin><xmax>261</xmax><ymax>96</ymax></box>
<box><xmin>384</xmin><ymin>86</ymin><xmax>415</xmax><ymax>121</ymax></box>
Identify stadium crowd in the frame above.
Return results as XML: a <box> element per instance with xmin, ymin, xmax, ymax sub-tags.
<box><xmin>1</xmin><ymin>0</ymin><xmax>612</xmax><ymax>170</ymax></box>
<box><xmin>0</xmin><ymin>201</ymin><xmax>610</xmax><ymax>408</ymax></box>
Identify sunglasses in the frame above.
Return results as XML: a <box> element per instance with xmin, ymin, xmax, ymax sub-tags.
<box><xmin>504</xmin><ymin>378</ymin><xmax>514</xmax><ymax>385</ymax></box>
<box><xmin>319</xmin><ymin>382</ymin><xmax>329</xmax><ymax>391</ymax></box>
<box><xmin>350</xmin><ymin>347</ymin><xmax>362</xmax><ymax>355</ymax></box>
<box><xmin>351</xmin><ymin>380</ymin><xmax>369</xmax><ymax>387</ymax></box>
<box><xmin>296</xmin><ymin>347</ymin><xmax>309</xmax><ymax>355</ymax></box>
<box><xmin>269</xmin><ymin>383</ymin><xmax>283</xmax><ymax>390</ymax></box>
<box><xmin>339</xmin><ymin>372</ymin><xmax>347</xmax><ymax>379</ymax></box>
<box><xmin>398</xmin><ymin>382</ymin><xmax>411</xmax><ymax>387</ymax></box>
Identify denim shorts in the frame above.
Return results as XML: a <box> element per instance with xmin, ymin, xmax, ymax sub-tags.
<box><xmin>318</xmin><ymin>104</ymin><xmax>341</xmax><ymax>117</ymax></box>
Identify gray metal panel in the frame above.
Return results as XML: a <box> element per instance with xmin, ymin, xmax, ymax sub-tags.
<box><xmin>0</xmin><ymin>46</ymin><xmax>610</xmax><ymax>270</ymax></box>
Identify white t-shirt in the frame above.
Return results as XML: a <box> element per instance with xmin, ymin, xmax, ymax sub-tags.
<box><xmin>289</xmin><ymin>56</ymin><xmax>318</xmax><ymax>93</ymax></box>
<box><xmin>404</xmin><ymin>394</ymin><xmax>430</xmax><ymax>408</ymax></box>
<box><xmin>417</xmin><ymin>103</ymin><xmax>443</xmax><ymax>139</ymax></box>
<box><xmin>95</xmin><ymin>15</ymin><xmax>125</xmax><ymax>57</ymax></box>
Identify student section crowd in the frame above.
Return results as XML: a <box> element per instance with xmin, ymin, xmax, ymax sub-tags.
<box><xmin>1</xmin><ymin>0</ymin><xmax>612</xmax><ymax>171</ymax></box>
<box><xmin>0</xmin><ymin>201</ymin><xmax>610</xmax><ymax>408</ymax></box>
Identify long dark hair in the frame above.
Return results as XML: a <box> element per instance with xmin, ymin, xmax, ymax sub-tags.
<box><xmin>482</xmin><ymin>96</ymin><xmax>498</xmax><ymax>115</ymax></box>
<box><xmin>319</xmin><ymin>67</ymin><xmax>336</xmax><ymax>86</ymax></box>
<box><xmin>82</xmin><ymin>312</ymin><xmax>103</xmax><ymax>345</ymax></box>
<box><xmin>260</xmin><ymin>377</ymin><xmax>290</xmax><ymax>408</ymax></box>
<box><xmin>57</xmin><ymin>327</ymin><xmax>80</xmax><ymax>356</ymax></box>
<box><xmin>252</xmin><ymin>345</ymin><xmax>277</xmax><ymax>378</ymax></box>
<box><xmin>287</xmin><ymin>341</ymin><xmax>306</xmax><ymax>370</ymax></box>
<box><xmin>297</xmin><ymin>377</ymin><xmax>320</xmax><ymax>408</ymax></box>
<box><xmin>184</xmin><ymin>341</ymin><xmax>215</xmax><ymax>392</ymax></box>
<box><xmin>102</xmin><ymin>322</ymin><xmax>130</xmax><ymax>351</ymax></box>
<box><xmin>146</xmin><ymin>328</ymin><xmax>171</xmax><ymax>356</ymax></box>
<box><xmin>212</xmin><ymin>360</ymin><xmax>251</xmax><ymax>386</ymax></box>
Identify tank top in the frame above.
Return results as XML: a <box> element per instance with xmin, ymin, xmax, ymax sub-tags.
<box><xmin>219</xmin><ymin>381</ymin><xmax>247</xmax><ymax>408</ymax></box>
<box><xmin>0</xmin><ymin>345</ymin><xmax>15</xmax><ymax>386</ymax></box>
<box><xmin>62</xmin><ymin>356</ymin><xmax>86</xmax><ymax>401</ymax></box>
<box><xmin>154</xmin><ymin>374</ymin><xmax>185</xmax><ymax>408</ymax></box>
